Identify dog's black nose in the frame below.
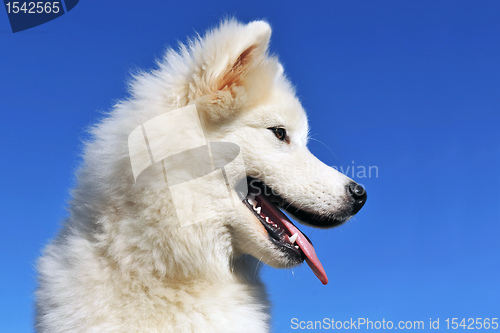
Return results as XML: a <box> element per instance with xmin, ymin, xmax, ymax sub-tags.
<box><xmin>347</xmin><ymin>182</ymin><xmax>367</xmax><ymax>214</ymax></box>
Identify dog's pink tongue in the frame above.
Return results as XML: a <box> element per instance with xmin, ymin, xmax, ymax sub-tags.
<box><xmin>280</xmin><ymin>217</ymin><xmax>329</xmax><ymax>285</ymax></box>
<box><xmin>256</xmin><ymin>195</ymin><xmax>329</xmax><ymax>285</ymax></box>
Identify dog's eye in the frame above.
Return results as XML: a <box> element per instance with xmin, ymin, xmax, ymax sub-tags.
<box><xmin>268</xmin><ymin>127</ymin><xmax>288</xmax><ymax>142</ymax></box>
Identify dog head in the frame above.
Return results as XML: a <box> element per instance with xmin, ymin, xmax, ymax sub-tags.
<box><xmin>182</xmin><ymin>20</ymin><xmax>367</xmax><ymax>284</ymax></box>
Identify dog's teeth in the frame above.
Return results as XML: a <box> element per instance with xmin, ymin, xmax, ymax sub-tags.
<box><xmin>265</xmin><ymin>217</ymin><xmax>270</xmax><ymax>223</ymax></box>
<box><xmin>248</xmin><ymin>198</ymin><xmax>258</xmax><ymax>207</ymax></box>
<box><xmin>289</xmin><ymin>233</ymin><xmax>298</xmax><ymax>244</ymax></box>
<box><xmin>255</xmin><ymin>207</ymin><xmax>261</xmax><ymax>214</ymax></box>
<box><xmin>294</xmin><ymin>245</ymin><xmax>299</xmax><ymax>249</ymax></box>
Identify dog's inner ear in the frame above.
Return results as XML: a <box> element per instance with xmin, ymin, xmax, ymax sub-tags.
<box><xmin>196</xmin><ymin>42</ymin><xmax>265</xmax><ymax>123</ymax></box>
<box><xmin>218</xmin><ymin>44</ymin><xmax>257</xmax><ymax>91</ymax></box>
<box><xmin>193</xmin><ymin>21</ymin><xmax>276</xmax><ymax>124</ymax></box>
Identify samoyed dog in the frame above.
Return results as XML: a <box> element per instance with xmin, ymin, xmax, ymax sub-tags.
<box><xmin>36</xmin><ymin>20</ymin><xmax>366</xmax><ymax>332</ymax></box>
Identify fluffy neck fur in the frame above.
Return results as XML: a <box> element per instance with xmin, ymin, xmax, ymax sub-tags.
<box><xmin>39</xmin><ymin>170</ymin><xmax>271</xmax><ymax>332</ymax></box>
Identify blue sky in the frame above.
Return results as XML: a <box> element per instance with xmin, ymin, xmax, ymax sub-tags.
<box><xmin>1</xmin><ymin>1</ymin><xmax>499</xmax><ymax>332</ymax></box>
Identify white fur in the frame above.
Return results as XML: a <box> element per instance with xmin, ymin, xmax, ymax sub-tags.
<box><xmin>36</xmin><ymin>19</ymin><xmax>357</xmax><ymax>332</ymax></box>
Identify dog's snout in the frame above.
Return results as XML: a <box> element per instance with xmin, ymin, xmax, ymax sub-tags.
<box><xmin>347</xmin><ymin>182</ymin><xmax>367</xmax><ymax>214</ymax></box>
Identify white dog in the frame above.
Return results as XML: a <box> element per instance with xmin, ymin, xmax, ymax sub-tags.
<box><xmin>36</xmin><ymin>20</ymin><xmax>366</xmax><ymax>332</ymax></box>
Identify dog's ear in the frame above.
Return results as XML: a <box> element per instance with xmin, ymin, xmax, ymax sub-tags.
<box><xmin>192</xmin><ymin>20</ymin><xmax>276</xmax><ymax>122</ymax></box>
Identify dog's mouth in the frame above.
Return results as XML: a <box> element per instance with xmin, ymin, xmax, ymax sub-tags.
<box><xmin>241</xmin><ymin>177</ymin><xmax>328</xmax><ymax>285</ymax></box>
